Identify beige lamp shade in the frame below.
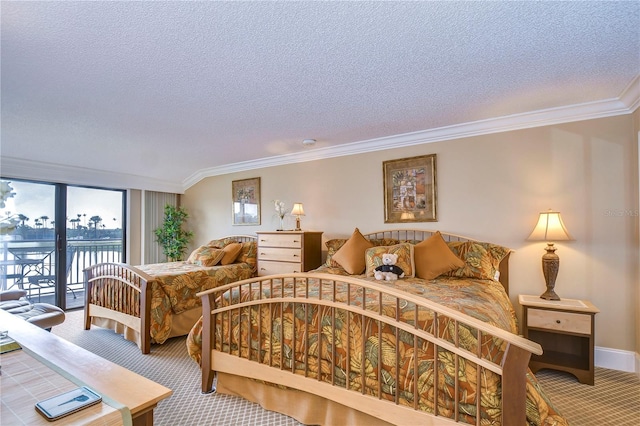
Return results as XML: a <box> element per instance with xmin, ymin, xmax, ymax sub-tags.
<box><xmin>527</xmin><ymin>210</ymin><xmax>573</xmax><ymax>301</ymax></box>
<box><xmin>290</xmin><ymin>203</ymin><xmax>305</xmax><ymax>217</ymax></box>
<box><xmin>527</xmin><ymin>210</ymin><xmax>573</xmax><ymax>241</ymax></box>
<box><xmin>291</xmin><ymin>203</ymin><xmax>304</xmax><ymax>230</ymax></box>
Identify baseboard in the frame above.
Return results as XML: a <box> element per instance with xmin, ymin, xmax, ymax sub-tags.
<box><xmin>595</xmin><ymin>346</ymin><xmax>637</xmax><ymax>373</ymax></box>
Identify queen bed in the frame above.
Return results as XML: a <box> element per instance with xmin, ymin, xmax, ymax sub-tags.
<box><xmin>187</xmin><ymin>229</ymin><xmax>568</xmax><ymax>425</ymax></box>
<box><xmin>84</xmin><ymin>235</ymin><xmax>257</xmax><ymax>354</ymax></box>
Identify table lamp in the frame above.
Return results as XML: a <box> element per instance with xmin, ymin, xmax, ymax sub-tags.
<box><xmin>290</xmin><ymin>203</ymin><xmax>305</xmax><ymax>231</ymax></box>
<box><xmin>527</xmin><ymin>210</ymin><xmax>573</xmax><ymax>300</ymax></box>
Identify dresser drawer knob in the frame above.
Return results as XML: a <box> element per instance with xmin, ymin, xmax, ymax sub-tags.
<box><xmin>556</xmin><ymin>320</ymin><xmax>561</xmax><ymax>324</ymax></box>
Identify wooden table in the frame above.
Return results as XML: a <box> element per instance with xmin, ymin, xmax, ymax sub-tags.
<box><xmin>0</xmin><ymin>309</ymin><xmax>172</xmax><ymax>425</ymax></box>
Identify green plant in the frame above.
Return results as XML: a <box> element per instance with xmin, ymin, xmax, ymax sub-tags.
<box><xmin>154</xmin><ymin>204</ymin><xmax>194</xmax><ymax>261</ymax></box>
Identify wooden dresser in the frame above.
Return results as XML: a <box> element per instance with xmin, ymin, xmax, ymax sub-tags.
<box><xmin>256</xmin><ymin>231</ymin><xmax>323</xmax><ymax>276</ymax></box>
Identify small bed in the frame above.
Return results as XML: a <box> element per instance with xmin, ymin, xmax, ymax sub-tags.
<box><xmin>84</xmin><ymin>235</ymin><xmax>257</xmax><ymax>354</ymax></box>
<box><xmin>187</xmin><ymin>229</ymin><xmax>569</xmax><ymax>425</ymax></box>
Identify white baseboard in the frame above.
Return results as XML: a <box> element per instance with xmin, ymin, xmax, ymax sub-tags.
<box><xmin>595</xmin><ymin>346</ymin><xmax>637</xmax><ymax>373</ymax></box>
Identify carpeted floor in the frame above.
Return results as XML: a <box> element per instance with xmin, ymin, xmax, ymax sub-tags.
<box><xmin>52</xmin><ymin>310</ymin><xmax>302</xmax><ymax>426</ymax></box>
<box><xmin>53</xmin><ymin>310</ymin><xmax>639</xmax><ymax>425</ymax></box>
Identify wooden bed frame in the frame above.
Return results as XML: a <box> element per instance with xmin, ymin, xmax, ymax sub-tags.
<box><xmin>197</xmin><ymin>230</ymin><xmax>543</xmax><ymax>425</ymax></box>
<box><xmin>83</xmin><ymin>235</ymin><xmax>257</xmax><ymax>354</ymax></box>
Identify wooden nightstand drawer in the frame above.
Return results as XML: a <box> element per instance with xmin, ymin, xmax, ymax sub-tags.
<box><xmin>258</xmin><ymin>233</ymin><xmax>302</xmax><ymax>248</ymax></box>
<box><xmin>528</xmin><ymin>308</ymin><xmax>591</xmax><ymax>335</ymax></box>
<box><xmin>258</xmin><ymin>247</ymin><xmax>302</xmax><ymax>262</ymax></box>
<box><xmin>258</xmin><ymin>260</ymin><xmax>302</xmax><ymax>275</ymax></box>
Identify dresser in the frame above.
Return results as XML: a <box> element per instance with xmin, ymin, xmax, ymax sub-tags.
<box><xmin>257</xmin><ymin>231</ymin><xmax>323</xmax><ymax>276</ymax></box>
<box><xmin>519</xmin><ymin>294</ymin><xmax>599</xmax><ymax>385</ymax></box>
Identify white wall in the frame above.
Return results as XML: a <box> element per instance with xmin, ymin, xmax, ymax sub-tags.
<box><xmin>183</xmin><ymin>114</ymin><xmax>639</xmax><ymax>356</ymax></box>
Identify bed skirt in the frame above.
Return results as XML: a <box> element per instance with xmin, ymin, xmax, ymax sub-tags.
<box><xmin>216</xmin><ymin>373</ymin><xmax>392</xmax><ymax>426</ymax></box>
<box><xmin>90</xmin><ymin>307</ymin><xmax>203</xmax><ymax>347</ymax></box>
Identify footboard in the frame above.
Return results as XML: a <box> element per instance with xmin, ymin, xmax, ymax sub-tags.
<box><xmin>199</xmin><ymin>273</ymin><xmax>542</xmax><ymax>425</ymax></box>
<box><xmin>84</xmin><ymin>263</ymin><xmax>155</xmax><ymax>354</ymax></box>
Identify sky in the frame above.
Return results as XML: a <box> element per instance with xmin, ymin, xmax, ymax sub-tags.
<box><xmin>1</xmin><ymin>180</ymin><xmax>123</xmax><ymax>229</ymax></box>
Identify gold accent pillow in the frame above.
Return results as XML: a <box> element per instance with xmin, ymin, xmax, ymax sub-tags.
<box><xmin>331</xmin><ymin>228</ymin><xmax>374</xmax><ymax>275</ymax></box>
<box><xmin>187</xmin><ymin>246</ymin><xmax>225</xmax><ymax>267</ymax></box>
<box><xmin>364</xmin><ymin>243</ymin><xmax>415</xmax><ymax>278</ymax></box>
<box><xmin>324</xmin><ymin>237</ymin><xmax>399</xmax><ymax>268</ymax></box>
<box><xmin>413</xmin><ymin>232</ymin><xmax>465</xmax><ymax>280</ymax></box>
<box><xmin>445</xmin><ymin>241</ymin><xmax>511</xmax><ymax>281</ymax></box>
<box><xmin>324</xmin><ymin>238</ymin><xmax>348</xmax><ymax>268</ymax></box>
<box><xmin>220</xmin><ymin>243</ymin><xmax>243</xmax><ymax>265</ymax></box>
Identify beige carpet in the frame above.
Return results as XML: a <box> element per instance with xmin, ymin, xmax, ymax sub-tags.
<box><xmin>52</xmin><ymin>310</ymin><xmax>302</xmax><ymax>426</ymax></box>
<box><xmin>52</xmin><ymin>310</ymin><xmax>639</xmax><ymax>425</ymax></box>
<box><xmin>535</xmin><ymin>367</ymin><xmax>639</xmax><ymax>426</ymax></box>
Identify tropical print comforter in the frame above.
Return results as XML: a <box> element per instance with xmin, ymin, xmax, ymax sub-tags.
<box><xmin>135</xmin><ymin>261</ymin><xmax>255</xmax><ymax>344</ymax></box>
<box><xmin>187</xmin><ymin>274</ymin><xmax>568</xmax><ymax>425</ymax></box>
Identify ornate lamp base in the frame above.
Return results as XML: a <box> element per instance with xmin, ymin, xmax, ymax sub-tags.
<box><xmin>540</xmin><ymin>243</ymin><xmax>561</xmax><ymax>300</ymax></box>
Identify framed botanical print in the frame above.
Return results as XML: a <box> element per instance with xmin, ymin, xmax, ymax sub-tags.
<box><xmin>383</xmin><ymin>154</ymin><xmax>437</xmax><ymax>223</ymax></box>
<box><xmin>232</xmin><ymin>177</ymin><xmax>261</xmax><ymax>225</ymax></box>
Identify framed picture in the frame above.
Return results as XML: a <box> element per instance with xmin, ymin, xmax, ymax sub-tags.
<box><xmin>383</xmin><ymin>154</ymin><xmax>437</xmax><ymax>223</ymax></box>
<box><xmin>232</xmin><ymin>177</ymin><xmax>261</xmax><ymax>225</ymax></box>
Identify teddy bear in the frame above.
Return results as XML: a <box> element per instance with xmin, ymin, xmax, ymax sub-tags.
<box><xmin>374</xmin><ymin>253</ymin><xmax>405</xmax><ymax>281</ymax></box>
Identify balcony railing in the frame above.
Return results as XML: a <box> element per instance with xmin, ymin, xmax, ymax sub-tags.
<box><xmin>1</xmin><ymin>239</ymin><xmax>123</xmax><ymax>308</ymax></box>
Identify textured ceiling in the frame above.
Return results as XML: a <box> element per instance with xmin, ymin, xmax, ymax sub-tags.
<box><xmin>1</xmin><ymin>1</ymin><xmax>639</xmax><ymax>192</ymax></box>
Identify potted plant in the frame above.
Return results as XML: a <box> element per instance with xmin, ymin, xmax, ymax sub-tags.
<box><xmin>154</xmin><ymin>204</ymin><xmax>194</xmax><ymax>261</ymax></box>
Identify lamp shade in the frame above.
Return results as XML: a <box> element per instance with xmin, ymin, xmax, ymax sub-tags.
<box><xmin>291</xmin><ymin>203</ymin><xmax>305</xmax><ymax>216</ymax></box>
<box><xmin>527</xmin><ymin>210</ymin><xmax>573</xmax><ymax>241</ymax></box>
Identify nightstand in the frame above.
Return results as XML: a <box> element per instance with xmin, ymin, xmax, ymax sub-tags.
<box><xmin>519</xmin><ymin>295</ymin><xmax>599</xmax><ymax>385</ymax></box>
<box><xmin>256</xmin><ymin>231</ymin><xmax>323</xmax><ymax>276</ymax></box>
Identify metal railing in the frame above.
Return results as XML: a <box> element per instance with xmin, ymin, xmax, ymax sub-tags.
<box><xmin>0</xmin><ymin>239</ymin><xmax>123</xmax><ymax>302</ymax></box>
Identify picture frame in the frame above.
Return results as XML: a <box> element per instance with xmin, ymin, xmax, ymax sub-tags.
<box><xmin>383</xmin><ymin>154</ymin><xmax>437</xmax><ymax>223</ymax></box>
<box><xmin>232</xmin><ymin>177</ymin><xmax>261</xmax><ymax>226</ymax></box>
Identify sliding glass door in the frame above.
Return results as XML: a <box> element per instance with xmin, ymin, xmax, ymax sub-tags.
<box><xmin>0</xmin><ymin>179</ymin><xmax>125</xmax><ymax>309</ymax></box>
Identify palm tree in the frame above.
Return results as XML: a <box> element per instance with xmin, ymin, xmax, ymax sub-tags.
<box><xmin>90</xmin><ymin>216</ymin><xmax>102</xmax><ymax>238</ymax></box>
<box><xmin>18</xmin><ymin>214</ymin><xmax>29</xmax><ymax>226</ymax></box>
<box><xmin>40</xmin><ymin>215</ymin><xmax>49</xmax><ymax>228</ymax></box>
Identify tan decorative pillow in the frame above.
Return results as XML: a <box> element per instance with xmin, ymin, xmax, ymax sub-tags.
<box><xmin>364</xmin><ymin>243</ymin><xmax>415</xmax><ymax>278</ymax></box>
<box><xmin>331</xmin><ymin>228</ymin><xmax>374</xmax><ymax>275</ymax></box>
<box><xmin>220</xmin><ymin>243</ymin><xmax>243</xmax><ymax>265</ymax></box>
<box><xmin>445</xmin><ymin>241</ymin><xmax>511</xmax><ymax>281</ymax></box>
<box><xmin>187</xmin><ymin>246</ymin><xmax>225</xmax><ymax>267</ymax></box>
<box><xmin>414</xmin><ymin>232</ymin><xmax>465</xmax><ymax>280</ymax></box>
<box><xmin>324</xmin><ymin>237</ymin><xmax>399</xmax><ymax>268</ymax></box>
<box><xmin>324</xmin><ymin>238</ymin><xmax>348</xmax><ymax>268</ymax></box>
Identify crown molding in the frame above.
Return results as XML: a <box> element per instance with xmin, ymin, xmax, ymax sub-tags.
<box><xmin>183</xmin><ymin>78</ymin><xmax>640</xmax><ymax>190</ymax></box>
<box><xmin>0</xmin><ymin>157</ymin><xmax>185</xmax><ymax>194</ymax></box>
<box><xmin>619</xmin><ymin>73</ymin><xmax>640</xmax><ymax>113</ymax></box>
<box><xmin>4</xmin><ymin>75</ymin><xmax>638</xmax><ymax>194</ymax></box>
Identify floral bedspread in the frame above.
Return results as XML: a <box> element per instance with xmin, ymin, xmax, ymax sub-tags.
<box><xmin>137</xmin><ymin>261</ymin><xmax>255</xmax><ymax>344</ymax></box>
<box><xmin>187</xmin><ymin>274</ymin><xmax>568</xmax><ymax>425</ymax></box>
